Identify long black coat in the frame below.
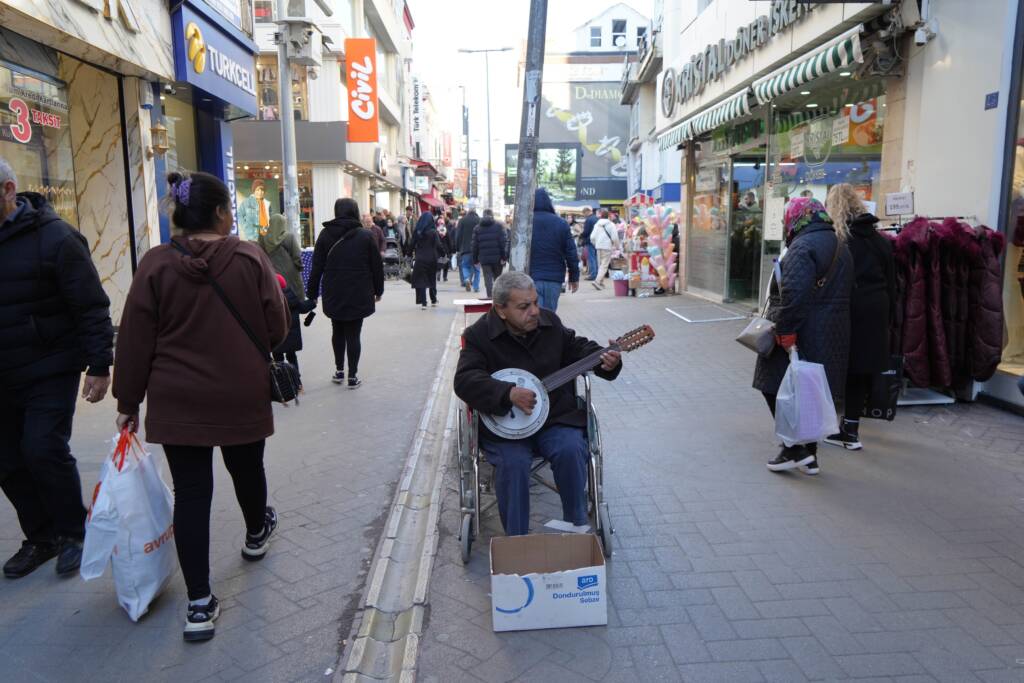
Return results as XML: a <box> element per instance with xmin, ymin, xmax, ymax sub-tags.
<box><xmin>274</xmin><ymin>286</ymin><xmax>317</xmax><ymax>355</ymax></box>
<box><xmin>454</xmin><ymin>308</ymin><xmax>621</xmax><ymax>441</ymax></box>
<box><xmin>410</xmin><ymin>227</ymin><xmax>442</xmax><ymax>289</ymax></box>
<box><xmin>306</xmin><ymin>217</ymin><xmax>385</xmax><ymax>321</ymax></box>
<box><xmin>0</xmin><ymin>193</ymin><xmax>113</xmax><ymax>387</ymax></box>
<box><xmin>753</xmin><ymin>221</ymin><xmax>854</xmax><ymax>403</ymax></box>
<box><xmin>846</xmin><ymin>214</ymin><xmax>895</xmax><ymax>374</ymax></box>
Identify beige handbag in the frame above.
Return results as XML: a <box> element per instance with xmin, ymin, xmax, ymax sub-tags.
<box><xmin>736</xmin><ymin>261</ymin><xmax>780</xmax><ymax>356</ymax></box>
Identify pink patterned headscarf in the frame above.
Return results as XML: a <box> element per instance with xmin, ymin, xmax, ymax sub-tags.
<box><xmin>783</xmin><ymin>196</ymin><xmax>830</xmax><ymax>242</ymax></box>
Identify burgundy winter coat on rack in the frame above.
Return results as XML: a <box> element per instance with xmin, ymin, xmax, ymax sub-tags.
<box><xmin>896</xmin><ymin>218</ymin><xmax>936</xmax><ymax>387</ymax></box>
<box><xmin>968</xmin><ymin>227</ymin><xmax>1005</xmax><ymax>381</ymax></box>
<box><xmin>936</xmin><ymin>218</ymin><xmax>973</xmax><ymax>386</ymax></box>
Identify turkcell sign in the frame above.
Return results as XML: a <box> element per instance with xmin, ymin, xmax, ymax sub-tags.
<box><xmin>171</xmin><ymin>2</ymin><xmax>258</xmax><ymax>115</ymax></box>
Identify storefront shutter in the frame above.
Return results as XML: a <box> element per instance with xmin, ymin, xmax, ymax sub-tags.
<box><xmin>752</xmin><ymin>25</ymin><xmax>865</xmax><ymax>106</ymax></box>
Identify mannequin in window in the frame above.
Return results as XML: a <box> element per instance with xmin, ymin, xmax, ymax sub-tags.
<box><xmin>1003</xmin><ymin>142</ymin><xmax>1024</xmax><ymax>363</ymax></box>
<box><xmin>238</xmin><ymin>180</ymin><xmax>272</xmax><ymax>242</ymax></box>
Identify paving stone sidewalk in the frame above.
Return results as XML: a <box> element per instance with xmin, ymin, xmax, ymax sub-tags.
<box><xmin>0</xmin><ymin>279</ymin><xmax>464</xmax><ymax>683</ymax></box>
<box><xmin>419</xmin><ymin>288</ymin><xmax>1024</xmax><ymax>683</ymax></box>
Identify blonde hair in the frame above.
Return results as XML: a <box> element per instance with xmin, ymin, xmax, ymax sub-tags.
<box><xmin>825</xmin><ymin>183</ymin><xmax>865</xmax><ymax>242</ymax></box>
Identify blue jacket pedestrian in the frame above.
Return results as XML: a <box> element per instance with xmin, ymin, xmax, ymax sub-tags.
<box><xmin>528</xmin><ymin>188</ymin><xmax>579</xmax><ymax>311</ymax></box>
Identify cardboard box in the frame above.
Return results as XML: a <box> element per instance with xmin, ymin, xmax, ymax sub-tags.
<box><xmin>490</xmin><ymin>533</ymin><xmax>607</xmax><ymax>632</ymax></box>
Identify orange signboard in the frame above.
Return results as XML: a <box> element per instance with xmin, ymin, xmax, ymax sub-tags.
<box><xmin>346</xmin><ymin>38</ymin><xmax>379</xmax><ymax>143</ymax></box>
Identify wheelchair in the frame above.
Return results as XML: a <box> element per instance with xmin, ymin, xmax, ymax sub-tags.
<box><xmin>454</xmin><ymin>374</ymin><xmax>613</xmax><ymax>564</ymax></box>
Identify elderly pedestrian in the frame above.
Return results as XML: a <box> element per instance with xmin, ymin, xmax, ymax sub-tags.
<box><xmin>473</xmin><ymin>209</ymin><xmax>508</xmax><ymax>298</ymax></box>
<box><xmin>528</xmin><ymin>188</ymin><xmax>580</xmax><ymax>311</ymax></box>
<box><xmin>258</xmin><ymin>213</ymin><xmax>304</xmax><ymax>298</ymax></box>
<box><xmin>114</xmin><ymin>171</ymin><xmax>289</xmax><ymax>641</ymax></box>
<box><xmin>308</xmin><ymin>199</ymin><xmax>385</xmax><ymax>388</ymax></box>
<box><xmin>753</xmin><ymin>196</ymin><xmax>853</xmax><ymax>475</ymax></box>
<box><xmin>0</xmin><ymin>156</ymin><xmax>114</xmax><ymax>580</ymax></box>
<box><xmin>824</xmin><ymin>183</ymin><xmax>895</xmax><ymax>451</ymax></box>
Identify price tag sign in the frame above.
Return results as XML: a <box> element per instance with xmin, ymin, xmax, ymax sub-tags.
<box><xmin>831</xmin><ymin>116</ymin><xmax>850</xmax><ymax>146</ymax></box>
<box><xmin>885</xmin><ymin>192</ymin><xmax>915</xmax><ymax>216</ymax></box>
<box><xmin>790</xmin><ymin>131</ymin><xmax>805</xmax><ymax>159</ymax></box>
<box><xmin>764</xmin><ymin>191</ymin><xmax>786</xmax><ymax>242</ymax></box>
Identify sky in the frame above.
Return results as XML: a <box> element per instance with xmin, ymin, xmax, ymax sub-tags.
<box><xmin>407</xmin><ymin>0</ymin><xmax>653</xmax><ymax>183</ymax></box>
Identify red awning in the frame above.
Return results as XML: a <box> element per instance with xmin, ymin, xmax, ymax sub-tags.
<box><xmin>419</xmin><ymin>195</ymin><xmax>444</xmax><ymax>209</ymax></box>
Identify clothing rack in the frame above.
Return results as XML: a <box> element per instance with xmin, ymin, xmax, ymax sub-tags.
<box><xmin>882</xmin><ymin>215</ymin><xmax>981</xmax><ymax>233</ymax></box>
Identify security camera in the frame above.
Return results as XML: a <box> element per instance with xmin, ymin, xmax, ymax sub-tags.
<box><xmin>914</xmin><ymin>28</ymin><xmax>929</xmax><ymax>45</ymax></box>
<box><xmin>163</xmin><ymin>83</ymin><xmax>176</xmax><ymax>95</ymax></box>
<box><xmin>307</xmin><ymin>66</ymin><xmax>319</xmax><ymax>80</ymax></box>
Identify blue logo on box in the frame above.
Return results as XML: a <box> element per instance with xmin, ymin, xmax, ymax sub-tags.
<box><xmin>577</xmin><ymin>575</ymin><xmax>599</xmax><ymax>591</ymax></box>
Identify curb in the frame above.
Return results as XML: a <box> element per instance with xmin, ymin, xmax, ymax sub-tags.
<box><xmin>336</xmin><ymin>314</ymin><xmax>459</xmax><ymax>682</ymax></box>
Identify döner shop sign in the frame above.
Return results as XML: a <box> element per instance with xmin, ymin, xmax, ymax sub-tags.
<box><xmin>662</xmin><ymin>0</ymin><xmax>815</xmax><ymax>118</ymax></box>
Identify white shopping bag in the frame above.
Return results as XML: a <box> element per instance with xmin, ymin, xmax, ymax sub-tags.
<box><xmin>775</xmin><ymin>348</ymin><xmax>840</xmax><ymax>447</ymax></box>
<box><xmin>81</xmin><ymin>431</ymin><xmax>177</xmax><ymax>622</ymax></box>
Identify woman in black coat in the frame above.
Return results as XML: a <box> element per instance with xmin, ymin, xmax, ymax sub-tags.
<box><xmin>409</xmin><ymin>212</ymin><xmax>443</xmax><ymax>309</ymax></box>
<box><xmin>753</xmin><ymin>196</ymin><xmax>853</xmax><ymax>475</ymax></box>
<box><xmin>824</xmin><ymin>184</ymin><xmax>895</xmax><ymax>450</ymax></box>
<box><xmin>306</xmin><ymin>198</ymin><xmax>385</xmax><ymax>388</ymax></box>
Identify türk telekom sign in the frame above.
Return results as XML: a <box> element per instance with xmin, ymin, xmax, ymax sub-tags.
<box><xmin>661</xmin><ymin>0</ymin><xmax>815</xmax><ymax>118</ymax></box>
<box><xmin>346</xmin><ymin>38</ymin><xmax>379</xmax><ymax>143</ymax></box>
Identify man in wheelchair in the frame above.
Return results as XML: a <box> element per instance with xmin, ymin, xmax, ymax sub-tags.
<box><xmin>454</xmin><ymin>272</ymin><xmax>622</xmax><ymax>536</ymax></box>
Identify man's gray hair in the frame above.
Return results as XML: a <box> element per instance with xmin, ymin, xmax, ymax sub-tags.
<box><xmin>492</xmin><ymin>271</ymin><xmax>535</xmax><ymax>306</ymax></box>
<box><xmin>0</xmin><ymin>157</ymin><xmax>16</xmax><ymax>187</ymax></box>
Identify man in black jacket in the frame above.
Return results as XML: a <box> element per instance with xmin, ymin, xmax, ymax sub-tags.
<box><xmin>581</xmin><ymin>207</ymin><xmax>598</xmax><ymax>280</ymax></box>
<box><xmin>454</xmin><ymin>201</ymin><xmax>481</xmax><ymax>292</ymax></box>
<box><xmin>0</xmin><ymin>157</ymin><xmax>114</xmax><ymax>579</ymax></box>
<box><xmin>453</xmin><ymin>272</ymin><xmax>622</xmax><ymax>536</ymax></box>
<box><xmin>471</xmin><ymin>209</ymin><xmax>507</xmax><ymax>298</ymax></box>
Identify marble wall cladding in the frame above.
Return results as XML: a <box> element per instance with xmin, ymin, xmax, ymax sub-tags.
<box><xmin>122</xmin><ymin>77</ymin><xmax>158</xmax><ymax>260</ymax></box>
<box><xmin>60</xmin><ymin>55</ymin><xmax>133</xmax><ymax>325</ymax></box>
<box><xmin>0</xmin><ymin>0</ymin><xmax>173</xmax><ymax>80</ymax></box>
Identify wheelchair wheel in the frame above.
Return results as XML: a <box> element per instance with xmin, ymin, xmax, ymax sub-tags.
<box><xmin>460</xmin><ymin>512</ymin><xmax>473</xmax><ymax>564</ymax></box>
<box><xmin>598</xmin><ymin>503</ymin><xmax>613</xmax><ymax>557</ymax></box>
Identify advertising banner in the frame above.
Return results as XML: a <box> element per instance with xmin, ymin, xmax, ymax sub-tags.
<box><xmin>505</xmin><ymin>144</ymin><xmax>580</xmax><ymax>205</ymax></box>
<box><xmin>346</xmin><ymin>38</ymin><xmax>379</xmax><ymax>143</ymax></box>
<box><xmin>454</xmin><ymin>168</ymin><xmax>468</xmax><ymax>200</ymax></box>
<box><xmin>171</xmin><ymin>3</ymin><xmax>258</xmax><ymax>114</ymax></box>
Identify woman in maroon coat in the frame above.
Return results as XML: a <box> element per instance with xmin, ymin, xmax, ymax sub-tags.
<box><xmin>113</xmin><ymin>172</ymin><xmax>289</xmax><ymax>642</ymax></box>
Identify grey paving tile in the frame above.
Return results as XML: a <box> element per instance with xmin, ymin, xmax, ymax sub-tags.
<box><xmin>834</xmin><ymin>653</ymin><xmax>927</xmax><ymax>677</ymax></box>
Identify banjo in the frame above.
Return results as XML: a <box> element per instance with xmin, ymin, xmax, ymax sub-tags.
<box><xmin>480</xmin><ymin>325</ymin><xmax>655</xmax><ymax>440</ymax></box>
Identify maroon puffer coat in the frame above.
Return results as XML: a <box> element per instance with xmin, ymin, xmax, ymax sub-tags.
<box><xmin>936</xmin><ymin>219</ymin><xmax>973</xmax><ymax>386</ymax></box>
<box><xmin>896</xmin><ymin>218</ymin><xmax>934</xmax><ymax>387</ymax></box>
<box><xmin>967</xmin><ymin>227</ymin><xmax>1005</xmax><ymax>381</ymax></box>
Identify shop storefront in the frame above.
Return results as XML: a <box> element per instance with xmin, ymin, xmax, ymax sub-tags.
<box><xmin>0</xmin><ymin>1</ymin><xmax>175</xmax><ymax>321</ymax></box>
<box><xmin>165</xmin><ymin>0</ymin><xmax>259</xmax><ymax>243</ymax></box>
<box><xmin>658</xmin><ymin>2</ymin><xmax>891</xmax><ymax>305</ymax></box>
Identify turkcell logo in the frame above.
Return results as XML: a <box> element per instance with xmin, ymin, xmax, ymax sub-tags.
<box><xmin>578</xmin><ymin>575</ymin><xmax>599</xmax><ymax>591</ymax></box>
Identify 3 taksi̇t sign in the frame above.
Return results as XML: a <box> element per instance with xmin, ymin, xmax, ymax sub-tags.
<box><xmin>662</xmin><ymin>0</ymin><xmax>814</xmax><ymax>117</ymax></box>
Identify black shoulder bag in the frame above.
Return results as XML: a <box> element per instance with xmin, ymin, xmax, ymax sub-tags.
<box><xmin>172</xmin><ymin>241</ymin><xmax>300</xmax><ymax>406</ymax></box>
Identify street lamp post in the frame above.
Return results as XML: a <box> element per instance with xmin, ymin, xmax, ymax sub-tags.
<box><xmin>458</xmin><ymin>46</ymin><xmax>511</xmax><ymax>213</ymax></box>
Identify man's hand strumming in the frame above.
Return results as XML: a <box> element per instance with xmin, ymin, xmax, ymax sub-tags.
<box><xmin>509</xmin><ymin>387</ymin><xmax>537</xmax><ymax>415</ymax></box>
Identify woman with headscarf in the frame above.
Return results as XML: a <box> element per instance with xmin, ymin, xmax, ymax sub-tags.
<box><xmin>823</xmin><ymin>184</ymin><xmax>895</xmax><ymax>451</ymax></box>
<box><xmin>257</xmin><ymin>213</ymin><xmax>304</xmax><ymax>298</ymax></box>
<box><xmin>436</xmin><ymin>221</ymin><xmax>453</xmax><ymax>282</ymax></box>
<box><xmin>409</xmin><ymin>212</ymin><xmax>443</xmax><ymax>309</ymax></box>
<box><xmin>753</xmin><ymin>196</ymin><xmax>854</xmax><ymax>475</ymax></box>
<box><xmin>306</xmin><ymin>198</ymin><xmax>385</xmax><ymax>388</ymax></box>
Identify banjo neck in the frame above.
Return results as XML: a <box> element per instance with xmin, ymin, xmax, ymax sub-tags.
<box><xmin>540</xmin><ymin>344</ymin><xmax>619</xmax><ymax>393</ymax></box>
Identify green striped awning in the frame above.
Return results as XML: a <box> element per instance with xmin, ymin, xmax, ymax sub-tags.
<box><xmin>752</xmin><ymin>26</ymin><xmax>864</xmax><ymax>106</ymax></box>
<box><xmin>658</xmin><ymin>120</ymin><xmax>690</xmax><ymax>150</ymax></box>
<box><xmin>657</xmin><ymin>88</ymin><xmax>751</xmax><ymax>149</ymax></box>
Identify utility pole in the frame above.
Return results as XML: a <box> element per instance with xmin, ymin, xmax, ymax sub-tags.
<box><xmin>461</xmin><ymin>85</ymin><xmax>470</xmax><ymax>203</ymax></box>
<box><xmin>276</xmin><ymin>0</ymin><xmax>300</xmax><ymax>237</ymax></box>
<box><xmin>509</xmin><ymin>0</ymin><xmax>548</xmax><ymax>273</ymax></box>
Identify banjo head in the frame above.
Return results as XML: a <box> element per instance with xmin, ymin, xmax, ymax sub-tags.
<box><xmin>479</xmin><ymin>368</ymin><xmax>550</xmax><ymax>440</ymax></box>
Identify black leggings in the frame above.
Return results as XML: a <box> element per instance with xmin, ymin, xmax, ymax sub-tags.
<box><xmin>331</xmin><ymin>319</ymin><xmax>364</xmax><ymax>377</ymax></box>
<box><xmin>843</xmin><ymin>373</ymin><xmax>871</xmax><ymax>421</ymax></box>
<box><xmin>762</xmin><ymin>392</ymin><xmax>817</xmax><ymax>454</ymax></box>
<box><xmin>415</xmin><ymin>285</ymin><xmax>437</xmax><ymax>305</ymax></box>
<box><xmin>163</xmin><ymin>441</ymin><xmax>268</xmax><ymax>601</ymax></box>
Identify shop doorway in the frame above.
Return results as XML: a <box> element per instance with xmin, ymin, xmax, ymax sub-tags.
<box><xmin>728</xmin><ymin>155</ymin><xmax>766</xmax><ymax>305</ymax></box>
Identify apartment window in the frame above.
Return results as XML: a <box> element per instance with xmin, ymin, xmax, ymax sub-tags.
<box><xmin>636</xmin><ymin>25</ymin><xmax>647</xmax><ymax>48</ymax></box>
<box><xmin>590</xmin><ymin>26</ymin><xmax>602</xmax><ymax>48</ymax></box>
<box><xmin>612</xmin><ymin>19</ymin><xmax>627</xmax><ymax>48</ymax></box>
<box><xmin>254</xmin><ymin>0</ymin><xmax>274</xmax><ymax>23</ymax></box>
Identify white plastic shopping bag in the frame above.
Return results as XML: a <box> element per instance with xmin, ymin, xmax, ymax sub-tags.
<box><xmin>775</xmin><ymin>348</ymin><xmax>840</xmax><ymax>447</ymax></box>
<box><xmin>81</xmin><ymin>430</ymin><xmax>177</xmax><ymax>622</ymax></box>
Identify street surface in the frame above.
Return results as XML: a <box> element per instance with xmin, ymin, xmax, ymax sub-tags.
<box><xmin>0</xmin><ymin>278</ymin><xmax>458</xmax><ymax>683</ymax></box>
<box><xmin>420</xmin><ymin>288</ymin><xmax>1024</xmax><ymax>683</ymax></box>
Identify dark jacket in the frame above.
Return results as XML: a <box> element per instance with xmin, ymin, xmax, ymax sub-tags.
<box><xmin>274</xmin><ymin>286</ymin><xmax>317</xmax><ymax>355</ymax></box>
<box><xmin>846</xmin><ymin>214</ymin><xmax>895</xmax><ymax>374</ymax></box>
<box><xmin>581</xmin><ymin>213</ymin><xmax>598</xmax><ymax>247</ymax></box>
<box><xmin>368</xmin><ymin>223</ymin><xmax>386</xmax><ymax>253</ymax></box>
<box><xmin>307</xmin><ymin>218</ymin><xmax>385</xmax><ymax>321</ymax></box>
<box><xmin>753</xmin><ymin>221</ymin><xmax>854</xmax><ymax>402</ymax></box>
<box><xmin>454</xmin><ymin>308</ymin><xmax>621</xmax><ymax>442</ymax></box>
<box><xmin>257</xmin><ymin>214</ymin><xmax>305</xmax><ymax>298</ymax></box>
<box><xmin>968</xmin><ymin>227</ymin><xmax>1004</xmax><ymax>382</ymax></box>
<box><xmin>472</xmin><ymin>216</ymin><xmax>507</xmax><ymax>266</ymax></box>
<box><xmin>529</xmin><ymin>189</ymin><xmax>580</xmax><ymax>284</ymax></box>
<box><xmin>895</xmin><ymin>218</ymin><xmax>941</xmax><ymax>387</ymax></box>
<box><xmin>114</xmin><ymin>236</ymin><xmax>289</xmax><ymax>446</ymax></box>
<box><xmin>410</xmin><ymin>220</ymin><xmax>443</xmax><ymax>290</ymax></box>
<box><xmin>0</xmin><ymin>193</ymin><xmax>113</xmax><ymax>387</ymax></box>
<box><xmin>454</xmin><ymin>211</ymin><xmax>480</xmax><ymax>256</ymax></box>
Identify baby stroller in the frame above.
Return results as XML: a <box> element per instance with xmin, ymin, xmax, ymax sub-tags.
<box><xmin>383</xmin><ymin>237</ymin><xmax>404</xmax><ymax>280</ymax></box>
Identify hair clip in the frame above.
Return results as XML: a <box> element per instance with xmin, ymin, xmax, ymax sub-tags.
<box><xmin>175</xmin><ymin>178</ymin><xmax>192</xmax><ymax>207</ymax></box>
